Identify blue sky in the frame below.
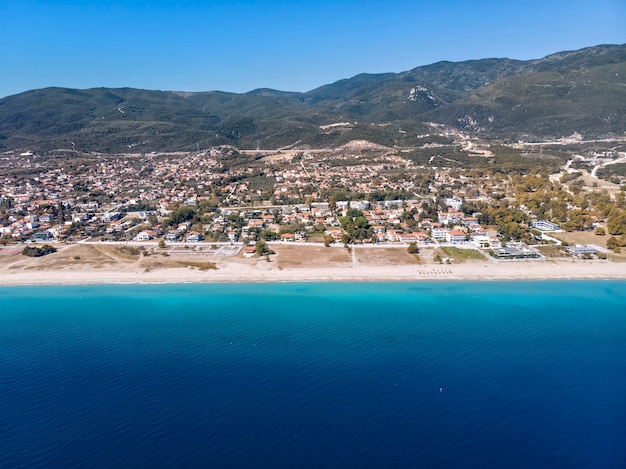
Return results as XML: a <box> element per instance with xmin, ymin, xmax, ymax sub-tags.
<box><xmin>1</xmin><ymin>0</ymin><xmax>624</xmax><ymax>98</ymax></box>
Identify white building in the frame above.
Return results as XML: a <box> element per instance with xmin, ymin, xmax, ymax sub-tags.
<box><xmin>531</xmin><ymin>220</ymin><xmax>559</xmax><ymax>231</ymax></box>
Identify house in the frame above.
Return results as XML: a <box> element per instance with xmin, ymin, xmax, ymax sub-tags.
<box><xmin>243</xmin><ymin>246</ymin><xmax>256</xmax><ymax>258</ymax></box>
<box><xmin>106</xmin><ymin>220</ymin><xmax>123</xmax><ymax>233</ymax></box>
<box><xmin>414</xmin><ymin>232</ymin><xmax>430</xmax><ymax>243</ymax></box>
<box><xmin>386</xmin><ymin>229</ymin><xmax>400</xmax><ymax>242</ymax></box>
<box><xmin>438</xmin><ymin>210</ymin><xmax>464</xmax><ymax>225</ymax></box>
<box><xmin>247</xmin><ymin>219</ymin><xmax>264</xmax><ymax>229</ymax></box>
<box><xmin>445</xmin><ymin>197</ymin><xmax>463</xmax><ymax>211</ymax></box>
<box><xmin>280</xmin><ymin>233</ymin><xmax>295</xmax><ymax>242</ymax></box>
<box><xmin>325</xmin><ymin>229</ymin><xmax>344</xmax><ymax>242</ymax></box>
<box><xmin>135</xmin><ymin>230</ymin><xmax>154</xmax><ymax>241</ymax></box>
<box><xmin>446</xmin><ymin>230</ymin><xmax>467</xmax><ymax>243</ymax></box>
<box><xmin>398</xmin><ymin>233</ymin><xmax>421</xmax><ymax>243</ymax></box>
<box><xmin>186</xmin><ymin>232</ymin><xmax>204</xmax><ymax>242</ymax></box>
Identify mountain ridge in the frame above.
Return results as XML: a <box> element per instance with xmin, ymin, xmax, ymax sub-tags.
<box><xmin>1</xmin><ymin>44</ymin><xmax>624</xmax><ymax>152</ymax></box>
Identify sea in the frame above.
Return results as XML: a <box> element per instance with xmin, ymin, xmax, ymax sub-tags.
<box><xmin>1</xmin><ymin>281</ymin><xmax>625</xmax><ymax>468</ymax></box>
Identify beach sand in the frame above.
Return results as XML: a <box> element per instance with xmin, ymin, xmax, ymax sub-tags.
<box><xmin>1</xmin><ymin>243</ymin><xmax>624</xmax><ymax>285</ymax></box>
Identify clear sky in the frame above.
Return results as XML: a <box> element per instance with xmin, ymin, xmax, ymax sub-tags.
<box><xmin>1</xmin><ymin>0</ymin><xmax>624</xmax><ymax>98</ymax></box>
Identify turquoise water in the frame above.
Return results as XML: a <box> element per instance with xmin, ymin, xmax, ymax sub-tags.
<box><xmin>1</xmin><ymin>281</ymin><xmax>625</xmax><ymax>467</ymax></box>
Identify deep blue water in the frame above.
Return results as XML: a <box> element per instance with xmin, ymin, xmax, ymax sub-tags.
<box><xmin>1</xmin><ymin>281</ymin><xmax>625</xmax><ymax>468</ymax></box>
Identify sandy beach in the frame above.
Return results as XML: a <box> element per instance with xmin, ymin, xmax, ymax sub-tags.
<box><xmin>1</xmin><ymin>243</ymin><xmax>625</xmax><ymax>286</ymax></box>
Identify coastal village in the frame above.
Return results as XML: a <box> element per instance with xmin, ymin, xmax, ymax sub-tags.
<box><xmin>1</xmin><ymin>136</ymin><xmax>625</xmax><ymax>265</ymax></box>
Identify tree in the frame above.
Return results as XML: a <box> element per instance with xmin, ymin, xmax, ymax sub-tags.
<box><xmin>355</xmin><ymin>216</ymin><xmax>368</xmax><ymax>229</ymax></box>
<box><xmin>167</xmin><ymin>206</ymin><xmax>196</xmax><ymax>227</ymax></box>
<box><xmin>255</xmin><ymin>239</ymin><xmax>272</xmax><ymax>257</ymax></box>
<box><xmin>607</xmin><ymin>210</ymin><xmax>626</xmax><ymax>236</ymax></box>
<box><xmin>261</xmin><ymin>229</ymin><xmax>278</xmax><ymax>241</ymax></box>
<box><xmin>407</xmin><ymin>242</ymin><xmax>419</xmax><ymax>254</ymax></box>
<box><xmin>346</xmin><ymin>208</ymin><xmax>363</xmax><ymax>219</ymax></box>
<box><xmin>607</xmin><ymin>236</ymin><xmax>626</xmax><ymax>252</ymax></box>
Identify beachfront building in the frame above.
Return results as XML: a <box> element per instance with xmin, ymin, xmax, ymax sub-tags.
<box><xmin>567</xmin><ymin>244</ymin><xmax>597</xmax><ymax>258</ymax></box>
<box><xmin>166</xmin><ymin>231</ymin><xmax>180</xmax><ymax>241</ymax></box>
<box><xmin>135</xmin><ymin>230</ymin><xmax>154</xmax><ymax>241</ymax></box>
<box><xmin>492</xmin><ymin>245</ymin><xmax>540</xmax><ymax>259</ymax></box>
<box><xmin>186</xmin><ymin>232</ymin><xmax>204</xmax><ymax>242</ymax></box>
<box><xmin>471</xmin><ymin>235</ymin><xmax>492</xmax><ymax>248</ymax></box>
<box><xmin>446</xmin><ymin>230</ymin><xmax>468</xmax><ymax>244</ymax></box>
<box><xmin>33</xmin><ymin>230</ymin><xmax>54</xmax><ymax>241</ymax></box>
<box><xmin>430</xmin><ymin>227</ymin><xmax>449</xmax><ymax>241</ymax></box>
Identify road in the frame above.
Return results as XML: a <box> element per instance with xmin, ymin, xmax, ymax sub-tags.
<box><xmin>590</xmin><ymin>152</ymin><xmax>626</xmax><ymax>178</ymax></box>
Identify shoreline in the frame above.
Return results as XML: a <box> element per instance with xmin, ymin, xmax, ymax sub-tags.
<box><xmin>2</xmin><ymin>243</ymin><xmax>625</xmax><ymax>286</ymax></box>
<box><xmin>2</xmin><ymin>277</ymin><xmax>625</xmax><ymax>288</ymax></box>
<box><xmin>2</xmin><ymin>260</ymin><xmax>625</xmax><ymax>287</ymax></box>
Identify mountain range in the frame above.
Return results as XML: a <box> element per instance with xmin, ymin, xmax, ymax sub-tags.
<box><xmin>1</xmin><ymin>44</ymin><xmax>624</xmax><ymax>153</ymax></box>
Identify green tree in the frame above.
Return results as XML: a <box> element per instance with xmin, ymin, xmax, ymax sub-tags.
<box><xmin>607</xmin><ymin>236</ymin><xmax>626</xmax><ymax>251</ymax></box>
<box><xmin>255</xmin><ymin>239</ymin><xmax>272</xmax><ymax>256</ymax></box>
<box><xmin>167</xmin><ymin>206</ymin><xmax>196</xmax><ymax>227</ymax></box>
<box><xmin>607</xmin><ymin>210</ymin><xmax>626</xmax><ymax>235</ymax></box>
<box><xmin>261</xmin><ymin>229</ymin><xmax>278</xmax><ymax>241</ymax></box>
<box><xmin>355</xmin><ymin>216</ymin><xmax>368</xmax><ymax>229</ymax></box>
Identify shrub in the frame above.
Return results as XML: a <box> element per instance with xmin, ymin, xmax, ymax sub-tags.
<box><xmin>607</xmin><ymin>236</ymin><xmax>626</xmax><ymax>252</ymax></box>
<box><xmin>22</xmin><ymin>244</ymin><xmax>57</xmax><ymax>257</ymax></box>
<box><xmin>407</xmin><ymin>242</ymin><xmax>419</xmax><ymax>254</ymax></box>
